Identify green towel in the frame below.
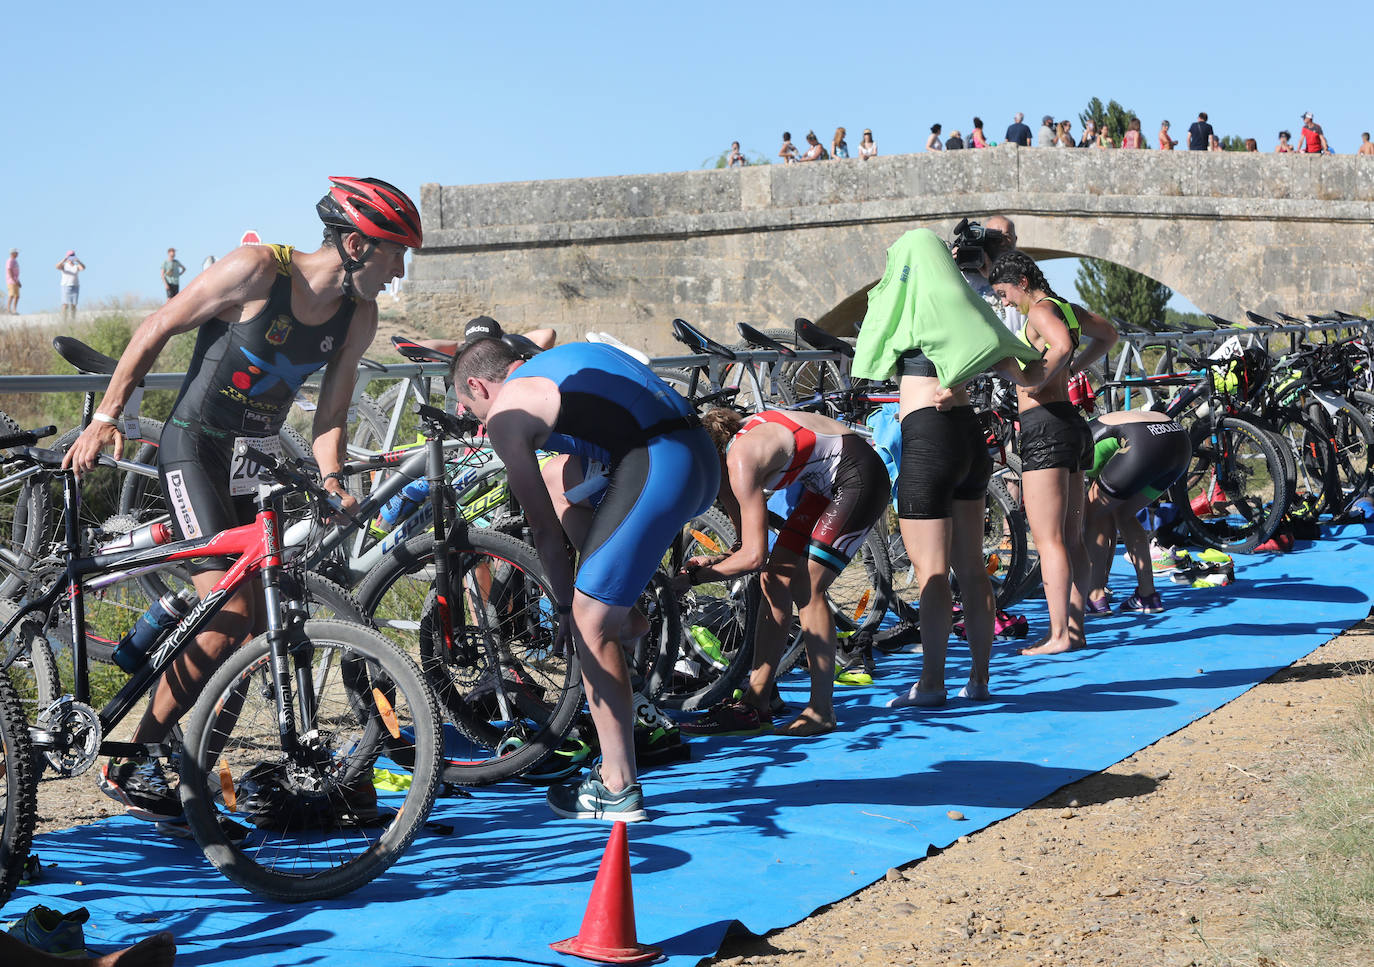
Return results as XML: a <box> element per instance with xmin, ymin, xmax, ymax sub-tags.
<box><xmin>853</xmin><ymin>229</ymin><xmax>1042</xmax><ymax>385</ymax></box>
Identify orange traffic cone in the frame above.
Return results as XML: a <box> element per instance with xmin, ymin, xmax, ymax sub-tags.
<box><xmin>550</xmin><ymin>821</ymin><xmax>662</xmax><ymax>965</ymax></box>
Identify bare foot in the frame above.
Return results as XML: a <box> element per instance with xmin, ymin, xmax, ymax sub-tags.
<box><xmin>1020</xmin><ymin>636</ymin><xmax>1076</xmax><ymax>656</ymax></box>
<box><xmin>92</xmin><ymin>933</ymin><xmax>176</xmax><ymax>967</ymax></box>
<box><xmin>777</xmin><ymin>710</ymin><xmax>836</xmax><ymax>737</ymax></box>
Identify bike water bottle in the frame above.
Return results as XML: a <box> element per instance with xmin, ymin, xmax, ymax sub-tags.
<box><xmin>96</xmin><ymin>520</ymin><xmax>173</xmax><ymax>555</ymax></box>
<box><xmin>374</xmin><ymin>478</ymin><xmax>432</xmax><ymax>534</ymax></box>
<box><xmin>112</xmin><ymin>588</ymin><xmax>198</xmax><ymax>673</ymax></box>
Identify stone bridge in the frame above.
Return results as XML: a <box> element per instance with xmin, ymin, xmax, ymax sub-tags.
<box><xmin>408</xmin><ymin>148</ymin><xmax>1374</xmax><ymax>354</ymax></box>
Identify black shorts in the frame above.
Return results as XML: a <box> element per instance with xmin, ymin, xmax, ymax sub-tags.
<box><xmin>772</xmin><ymin>436</ymin><xmax>888</xmax><ymax>573</ymax></box>
<box><xmin>158</xmin><ymin>421</ymin><xmax>259</xmax><ymax>575</ymax></box>
<box><xmin>165</xmin><ymin>283</ymin><xmax>179</xmax><ymax>298</ymax></box>
<box><xmin>1093</xmin><ymin>420</ymin><xmax>1191</xmax><ymax>501</ymax></box>
<box><xmin>1019</xmin><ymin>402</ymin><xmax>1093</xmax><ymax>473</ymax></box>
<box><xmin>897</xmin><ymin>406</ymin><xmax>993</xmax><ymax>519</ymax></box>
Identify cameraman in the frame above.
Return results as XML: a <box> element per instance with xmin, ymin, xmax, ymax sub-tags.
<box><xmin>950</xmin><ymin>215</ymin><xmax>1022</xmax><ymax>333</ymax></box>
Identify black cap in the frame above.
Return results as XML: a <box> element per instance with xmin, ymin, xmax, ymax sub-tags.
<box><xmin>464</xmin><ymin>315</ymin><xmax>504</xmax><ymax>342</ymax></box>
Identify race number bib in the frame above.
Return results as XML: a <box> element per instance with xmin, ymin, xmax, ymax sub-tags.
<box><xmin>229</xmin><ymin>436</ymin><xmax>284</xmax><ymax>496</ymax></box>
<box><xmin>122</xmin><ymin>386</ymin><xmax>145</xmax><ymax>441</ymax></box>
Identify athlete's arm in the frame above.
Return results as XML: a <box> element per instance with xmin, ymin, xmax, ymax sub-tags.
<box><xmin>1069</xmin><ymin>307</ymin><xmax>1119</xmax><ymax>376</ymax></box>
<box><xmin>486</xmin><ymin>382</ymin><xmax>575</xmax><ymax>608</ymax></box>
<box><xmin>688</xmin><ymin>445</ymin><xmax>772</xmax><ymax>584</ymax></box>
<box><xmin>312</xmin><ymin>300</ymin><xmax>378</xmax><ymax>510</ymax></box>
<box><xmin>1023</xmin><ymin>303</ymin><xmax>1076</xmax><ymax>394</ymax></box>
<box><xmin>62</xmin><ymin>245</ymin><xmax>277</xmax><ymax>474</ymax></box>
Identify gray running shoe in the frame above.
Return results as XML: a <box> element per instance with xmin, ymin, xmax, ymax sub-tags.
<box><xmin>546</xmin><ymin>766</ymin><xmax>647</xmax><ymax>822</ymax></box>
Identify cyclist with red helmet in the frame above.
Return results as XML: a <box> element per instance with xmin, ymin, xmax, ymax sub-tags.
<box><xmin>63</xmin><ymin>176</ymin><xmax>422</xmax><ymax>822</ymax></box>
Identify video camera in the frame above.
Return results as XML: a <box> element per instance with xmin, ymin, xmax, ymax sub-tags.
<box><xmin>950</xmin><ymin>218</ymin><xmax>1007</xmax><ymax>270</ymax></box>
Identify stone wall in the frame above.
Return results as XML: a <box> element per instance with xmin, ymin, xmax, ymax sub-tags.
<box><xmin>408</xmin><ymin>149</ymin><xmax>1374</xmax><ymax>354</ymax></box>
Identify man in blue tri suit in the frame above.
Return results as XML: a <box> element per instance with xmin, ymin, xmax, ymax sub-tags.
<box><xmin>453</xmin><ymin>338</ymin><xmax>719</xmax><ymax>821</ymax></box>
<box><xmin>62</xmin><ymin>177</ymin><xmax>423</xmax><ymax>822</ymax></box>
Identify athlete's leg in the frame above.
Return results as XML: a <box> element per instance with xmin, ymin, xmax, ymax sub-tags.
<box><xmin>571</xmin><ymin>593</ymin><xmax>638</xmax><ymax>792</ymax></box>
<box><xmin>1020</xmin><ymin>466</ymin><xmax>1076</xmax><ymax>655</ymax></box>
<box><xmin>949</xmin><ymin>496</ymin><xmax>995</xmax><ymax>691</ymax></box>
<box><xmin>777</xmin><ymin>556</ymin><xmax>841</xmax><ymax>735</ymax></box>
<box><xmin>0</xmin><ymin>930</ymin><xmax>175</xmax><ymax>967</ymax></box>
<box><xmin>743</xmin><ymin>550</ymin><xmax>804</xmax><ymax>713</ymax></box>
<box><xmin>542</xmin><ymin>454</ymin><xmax>647</xmax><ymax>644</ymax></box>
<box><xmin>1065</xmin><ymin>471</ymin><xmax>1091</xmax><ymax>649</ymax></box>
<box><xmin>130</xmin><ymin>568</ymin><xmax>254</xmax><ymax>744</ymax></box>
<box><xmin>899</xmin><ymin>515</ymin><xmax>954</xmax><ymax>697</ymax></box>
<box><xmin>1113</xmin><ymin>493</ymin><xmax>1159</xmax><ymax>597</ymax></box>
<box><xmin>1083</xmin><ymin>481</ymin><xmax>1120</xmax><ymax>600</ymax></box>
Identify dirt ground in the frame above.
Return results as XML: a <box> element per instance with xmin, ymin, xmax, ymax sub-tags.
<box><xmin>707</xmin><ymin>619</ymin><xmax>1374</xmax><ymax>967</ymax></box>
<box><xmin>27</xmin><ymin>615</ymin><xmax>1372</xmax><ymax>966</ymax></box>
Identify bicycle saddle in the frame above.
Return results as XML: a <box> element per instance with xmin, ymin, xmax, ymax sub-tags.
<box><xmin>794</xmin><ymin>317</ymin><xmax>854</xmax><ymax>358</ymax></box>
<box><xmin>1110</xmin><ymin>315</ymin><xmax>1152</xmax><ymax>335</ymax></box>
<box><xmin>671</xmin><ymin>318</ymin><xmax>736</xmax><ymax>360</ymax></box>
<box><xmin>1334</xmin><ymin>309</ymin><xmax>1368</xmax><ymax>322</ymax></box>
<box><xmin>1206</xmin><ymin>313</ymin><xmax>1241</xmax><ymax>329</ymax></box>
<box><xmin>501</xmin><ymin>332</ymin><xmax>543</xmax><ymax>359</ymax></box>
<box><xmin>734</xmin><ymin>322</ymin><xmax>796</xmax><ymax>357</ymax></box>
<box><xmin>390</xmin><ymin>335</ymin><xmax>453</xmax><ymax>364</ymax></box>
<box><xmin>53</xmin><ymin>336</ymin><xmax>120</xmax><ymax>376</ymax></box>
<box><xmin>1245</xmin><ymin>311</ymin><xmax>1280</xmax><ymax>327</ymax></box>
<box><xmin>1276</xmin><ymin>312</ymin><xmax>1304</xmax><ymax>325</ymax></box>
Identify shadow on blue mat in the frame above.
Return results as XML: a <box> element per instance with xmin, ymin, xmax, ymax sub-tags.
<box><xmin>6</xmin><ymin>530</ymin><xmax>1373</xmax><ymax>967</ymax></box>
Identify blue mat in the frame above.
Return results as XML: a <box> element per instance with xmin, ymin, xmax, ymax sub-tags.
<box><xmin>7</xmin><ymin>526</ymin><xmax>1374</xmax><ymax>966</ymax></box>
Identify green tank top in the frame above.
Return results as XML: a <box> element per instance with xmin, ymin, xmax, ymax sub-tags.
<box><xmin>1019</xmin><ymin>297</ymin><xmax>1082</xmax><ymax>349</ymax></box>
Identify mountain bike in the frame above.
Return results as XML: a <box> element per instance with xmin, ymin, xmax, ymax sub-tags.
<box><xmin>0</xmin><ymin>427</ymin><xmax>442</xmax><ymax>901</ymax></box>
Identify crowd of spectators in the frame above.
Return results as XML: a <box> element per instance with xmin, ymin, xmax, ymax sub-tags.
<box><xmin>733</xmin><ymin>110</ymin><xmax>1372</xmax><ymax>164</ymax></box>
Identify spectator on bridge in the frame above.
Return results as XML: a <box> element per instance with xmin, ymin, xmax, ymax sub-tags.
<box><xmin>1158</xmin><ymin>120</ymin><xmax>1177</xmax><ymax>150</ymax></box>
<box><xmin>728</xmin><ymin>141</ymin><xmax>746</xmax><ymax>167</ymax></box>
<box><xmin>1056</xmin><ymin>120</ymin><xmax>1075</xmax><ymax>147</ymax></box>
<box><xmin>1005</xmin><ymin>112</ymin><xmax>1032</xmax><ymax>147</ymax></box>
<box><xmin>945</xmin><ymin>129</ymin><xmax>964</xmax><ymax>150</ymax></box>
<box><xmin>5</xmin><ymin>248</ymin><xmax>19</xmax><ymax>314</ymax></box>
<box><xmin>778</xmin><ymin>131</ymin><xmax>798</xmax><ymax>164</ymax></box>
<box><xmin>925</xmin><ymin>124</ymin><xmax>944</xmax><ymax>152</ymax></box>
<box><xmin>858</xmin><ymin>128</ymin><xmax>878</xmax><ymax>160</ymax></box>
<box><xmin>1245</xmin><ymin>138</ymin><xmax>1259</xmax><ymax>152</ymax></box>
<box><xmin>1079</xmin><ymin>120</ymin><xmax>1098</xmax><ymax>148</ymax></box>
<box><xmin>1208</xmin><ymin>134</ymin><xmax>1223</xmax><ymax>151</ymax></box>
<box><xmin>970</xmin><ymin>117</ymin><xmax>988</xmax><ymax>148</ymax></box>
<box><xmin>832</xmin><ymin>127</ymin><xmax>849</xmax><ymax>159</ymax></box>
<box><xmin>1037</xmin><ymin>115</ymin><xmax>1056</xmax><ymax>147</ymax></box>
<box><xmin>1299</xmin><ymin>112</ymin><xmax>1329</xmax><ymax>154</ymax></box>
<box><xmin>1276</xmin><ymin>130</ymin><xmax>1294</xmax><ymax>153</ymax></box>
<box><xmin>1121</xmin><ymin>117</ymin><xmax>1144</xmax><ymax>149</ymax></box>
<box><xmin>1096</xmin><ymin>126</ymin><xmax>1114</xmax><ymax>149</ymax></box>
<box><xmin>1187</xmin><ymin>112</ymin><xmax>1213</xmax><ymax>151</ymax></box>
<box><xmin>797</xmin><ymin>130</ymin><xmax>828</xmax><ymax>161</ymax></box>
<box><xmin>161</xmin><ymin>247</ymin><xmax>185</xmax><ymax>301</ymax></box>
<box><xmin>1359</xmin><ymin>132</ymin><xmax>1374</xmax><ymax>156</ymax></box>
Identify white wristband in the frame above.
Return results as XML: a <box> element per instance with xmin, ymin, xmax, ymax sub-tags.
<box><xmin>91</xmin><ymin>412</ymin><xmax>120</xmax><ymax>426</ymax></box>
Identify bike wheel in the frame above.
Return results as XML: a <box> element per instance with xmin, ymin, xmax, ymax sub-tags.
<box><xmin>0</xmin><ymin>599</ymin><xmax>61</xmax><ymax>732</ymax></box>
<box><xmin>178</xmin><ymin>619</ymin><xmax>441</xmax><ymax>901</ymax></box>
<box><xmin>1172</xmin><ymin>417</ymin><xmax>1287</xmax><ymax>554</ymax></box>
<box><xmin>356</xmin><ymin>528</ymin><xmax>583</xmax><ymax>786</ymax></box>
<box><xmin>0</xmin><ymin>672</ymin><xmax>38</xmax><ymax>906</ymax></box>
<box><xmin>657</xmin><ymin>507</ymin><xmax>758</xmax><ymax>711</ymax></box>
<box><xmin>0</xmin><ymin>408</ymin><xmax>50</xmax><ymax>600</ymax></box>
<box><xmin>1312</xmin><ymin>396</ymin><xmax>1374</xmax><ymax>514</ymax></box>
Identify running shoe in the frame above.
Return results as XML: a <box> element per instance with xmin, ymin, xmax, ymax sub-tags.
<box><xmin>98</xmin><ymin>757</ymin><xmax>183</xmax><ymax>822</ymax></box>
<box><xmin>1084</xmin><ymin>596</ymin><xmax>1113</xmax><ymax>617</ymax></box>
<box><xmin>1150</xmin><ymin>542</ymin><xmax>1189</xmax><ymax>573</ymax></box>
<box><xmin>1119</xmin><ymin>591</ymin><xmax>1165</xmax><ymax>614</ymax></box>
<box><xmin>678</xmin><ymin>700</ymin><xmax>771</xmax><ymax>737</ymax></box>
<box><xmin>1190</xmin><ymin>572</ymin><xmax>1233</xmax><ymax>589</ymax></box>
<box><xmin>992</xmin><ymin>611</ymin><xmax>1029</xmax><ymax>640</ymax></box>
<box><xmin>546</xmin><ymin>765</ymin><xmax>646</xmax><ymax>823</ymax></box>
<box><xmin>1194</xmin><ymin>548</ymin><xmax>1234</xmax><ymax>566</ymax></box>
<box><xmin>5</xmin><ymin>904</ymin><xmax>90</xmax><ymax>957</ymax></box>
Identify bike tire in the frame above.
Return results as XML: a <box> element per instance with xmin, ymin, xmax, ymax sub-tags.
<box><xmin>0</xmin><ymin>599</ymin><xmax>61</xmax><ymax>738</ymax></box>
<box><xmin>1310</xmin><ymin>395</ymin><xmax>1374</xmax><ymax>514</ymax></box>
<box><xmin>355</xmin><ymin>528</ymin><xmax>583</xmax><ymax>786</ymax></box>
<box><xmin>178</xmin><ymin>619</ymin><xmax>441</xmax><ymax>901</ymax></box>
<box><xmin>0</xmin><ymin>672</ymin><xmax>38</xmax><ymax>906</ymax></box>
<box><xmin>1171</xmin><ymin>416</ymin><xmax>1288</xmax><ymax>554</ymax></box>
<box><xmin>0</xmin><ymin>407</ymin><xmax>49</xmax><ymax>600</ymax></box>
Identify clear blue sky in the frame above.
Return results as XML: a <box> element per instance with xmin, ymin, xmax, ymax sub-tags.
<box><xmin>7</xmin><ymin>0</ymin><xmax>1372</xmax><ymax>315</ymax></box>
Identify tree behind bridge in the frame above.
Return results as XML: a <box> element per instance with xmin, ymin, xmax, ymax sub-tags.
<box><xmin>1074</xmin><ymin>258</ymin><xmax>1172</xmax><ymax>330</ymax></box>
<box><xmin>1079</xmin><ymin>97</ymin><xmax>1148</xmax><ymax>148</ymax></box>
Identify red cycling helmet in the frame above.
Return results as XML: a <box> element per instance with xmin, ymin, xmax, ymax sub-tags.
<box><xmin>317</xmin><ymin>176</ymin><xmax>423</xmax><ymax>248</ymax></box>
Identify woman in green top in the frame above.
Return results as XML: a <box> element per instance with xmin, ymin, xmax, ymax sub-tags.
<box><xmin>989</xmin><ymin>251</ymin><xmax>1118</xmax><ymax>656</ymax></box>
